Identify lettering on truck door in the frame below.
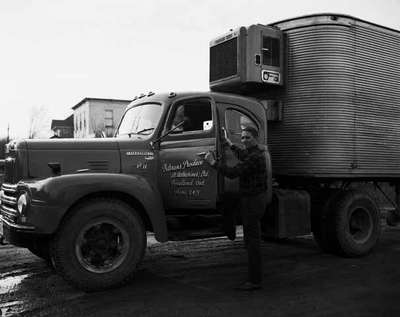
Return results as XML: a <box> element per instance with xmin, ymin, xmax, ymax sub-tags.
<box><xmin>158</xmin><ymin>98</ymin><xmax>219</xmax><ymax>210</ymax></box>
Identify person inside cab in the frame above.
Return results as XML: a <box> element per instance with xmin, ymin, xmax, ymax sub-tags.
<box><xmin>171</xmin><ymin>105</ymin><xmax>192</xmax><ymax>132</ymax></box>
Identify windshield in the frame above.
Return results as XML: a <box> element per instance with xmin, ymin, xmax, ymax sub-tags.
<box><xmin>117</xmin><ymin>103</ymin><xmax>162</xmax><ymax>138</ymax></box>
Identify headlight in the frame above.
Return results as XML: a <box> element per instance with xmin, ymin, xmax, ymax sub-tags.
<box><xmin>17</xmin><ymin>193</ymin><xmax>28</xmax><ymax>213</ymax></box>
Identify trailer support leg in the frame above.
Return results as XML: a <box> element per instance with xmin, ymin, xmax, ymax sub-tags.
<box><xmin>391</xmin><ymin>183</ymin><xmax>400</xmax><ymax>225</ymax></box>
<box><xmin>375</xmin><ymin>182</ymin><xmax>400</xmax><ymax>226</ymax></box>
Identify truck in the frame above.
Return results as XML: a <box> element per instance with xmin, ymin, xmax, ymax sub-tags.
<box><xmin>1</xmin><ymin>13</ymin><xmax>400</xmax><ymax>291</ymax></box>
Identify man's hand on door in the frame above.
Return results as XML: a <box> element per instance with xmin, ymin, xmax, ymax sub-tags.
<box><xmin>204</xmin><ymin>151</ymin><xmax>217</xmax><ymax>167</ymax></box>
<box><xmin>221</xmin><ymin>127</ymin><xmax>233</xmax><ymax>147</ymax></box>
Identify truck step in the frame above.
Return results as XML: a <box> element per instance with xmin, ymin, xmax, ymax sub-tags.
<box><xmin>168</xmin><ymin>228</ymin><xmax>225</xmax><ymax>241</ymax></box>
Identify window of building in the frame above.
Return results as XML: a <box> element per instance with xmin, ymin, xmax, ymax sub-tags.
<box><xmin>105</xmin><ymin>110</ymin><xmax>114</xmax><ymax>128</ymax></box>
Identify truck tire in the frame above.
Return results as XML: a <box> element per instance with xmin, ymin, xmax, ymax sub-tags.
<box><xmin>51</xmin><ymin>198</ymin><xmax>146</xmax><ymax>291</ymax></box>
<box><xmin>331</xmin><ymin>190</ymin><xmax>381</xmax><ymax>257</ymax></box>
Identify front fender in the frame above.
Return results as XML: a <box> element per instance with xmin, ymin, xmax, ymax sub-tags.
<box><xmin>25</xmin><ymin>173</ymin><xmax>168</xmax><ymax>241</ymax></box>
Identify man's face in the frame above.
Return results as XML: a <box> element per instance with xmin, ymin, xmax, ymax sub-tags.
<box><xmin>241</xmin><ymin>130</ymin><xmax>257</xmax><ymax>148</ymax></box>
<box><xmin>174</xmin><ymin>106</ymin><xmax>184</xmax><ymax>123</ymax></box>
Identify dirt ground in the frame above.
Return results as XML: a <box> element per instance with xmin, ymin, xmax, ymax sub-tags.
<box><xmin>1</xmin><ymin>225</ymin><xmax>400</xmax><ymax>317</ymax></box>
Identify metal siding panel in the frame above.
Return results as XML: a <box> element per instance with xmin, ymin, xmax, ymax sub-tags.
<box><xmin>263</xmin><ymin>18</ymin><xmax>400</xmax><ymax>178</ymax></box>
<box><xmin>258</xmin><ymin>16</ymin><xmax>400</xmax><ymax>177</ymax></box>
<box><xmin>267</xmin><ymin>25</ymin><xmax>356</xmax><ymax>176</ymax></box>
<box><xmin>354</xmin><ymin>24</ymin><xmax>400</xmax><ymax>174</ymax></box>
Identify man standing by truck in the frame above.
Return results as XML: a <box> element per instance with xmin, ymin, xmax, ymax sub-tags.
<box><xmin>204</xmin><ymin>126</ymin><xmax>268</xmax><ymax>291</ymax></box>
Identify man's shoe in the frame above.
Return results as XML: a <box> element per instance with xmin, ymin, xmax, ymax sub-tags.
<box><xmin>223</xmin><ymin>219</ymin><xmax>236</xmax><ymax>241</ymax></box>
<box><xmin>234</xmin><ymin>281</ymin><xmax>262</xmax><ymax>291</ymax></box>
<box><xmin>226</xmin><ymin>229</ymin><xmax>236</xmax><ymax>241</ymax></box>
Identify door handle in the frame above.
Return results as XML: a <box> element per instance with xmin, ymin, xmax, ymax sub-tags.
<box><xmin>197</xmin><ymin>151</ymin><xmax>220</xmax><ymax>161</ymax></box>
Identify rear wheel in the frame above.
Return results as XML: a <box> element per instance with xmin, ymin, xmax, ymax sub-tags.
<box><xmin>51</xmin><ymin>198</ymin><xmax>146</xmax><ymax>291</ymax></box>
<box><xmin>332</xmin><ymin>190</ymin><xmax>380</xmax><ymax>257</ymax></box>
<box><xmin>313</xmin><ymin>190</ymin><xmax>380</xmax><ymax>257</ymax></box>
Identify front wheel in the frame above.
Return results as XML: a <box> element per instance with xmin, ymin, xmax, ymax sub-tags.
<box><xmin>51</xmin><ymin>198</ymin><xmax>146</xmax><ymax>291</ymax></box>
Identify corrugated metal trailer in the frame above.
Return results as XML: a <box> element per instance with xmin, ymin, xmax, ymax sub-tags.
<box><xmin>260</xmin><ymin>14</ymin><xmax>400</xmax><ymax>179</ymax></box>
<box><xmin>208</xmin><ymin>14</ymin><xmax>400</xmax><ymax>256</ymax></box>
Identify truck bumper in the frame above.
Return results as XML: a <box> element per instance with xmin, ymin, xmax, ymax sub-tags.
<box><xmin>0</xmin><ymin>216</ymin><xmax>38</xmax><ymax>247</ymax></box>
<box><xmin>1</xmin><ymin>202</ymin><xmax>61</xmax><ymax>248</ymax></box>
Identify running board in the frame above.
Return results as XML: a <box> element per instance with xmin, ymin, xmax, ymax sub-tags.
<box><xmin>168</xmin><ymin>228</ymin><xmax>226</xmax><ymax>241</ymax></box>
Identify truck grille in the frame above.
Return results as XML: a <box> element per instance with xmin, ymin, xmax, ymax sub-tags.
<box><xmin>1</xmin><ymin>183</ymin><xmax>18</xmax><ymax>224</ymax></box>
<box><xmin>4</xmin><ymin>157</ymin><xmax>16</xmax><ymax>184</ymax></box>
<box><xmin>210</xmin><ymin>37</ymin><xmax>238</xmax><ymax>82</ymax></box>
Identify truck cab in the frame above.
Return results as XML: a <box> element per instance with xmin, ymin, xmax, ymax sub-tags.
<box><xmin>0</xmin><ymin>91</ymin><xmax>272</xmax><ymax>291</ymax></box>
<box><xmin>116</xmin><ymin>92</ymin><xmax>270</xmax><ymax>236</ymax></box>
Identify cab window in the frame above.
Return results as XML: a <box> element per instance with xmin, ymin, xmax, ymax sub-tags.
<box><xmin>167</xmin><ymin>99</ymin><xmax>213</xmax><ymax>135</ymax></box>
<box><xmin>224</xmin><ymin>109</ymin><xmax>258</xmax><ymax>143</ymax></box>
<box><xmin>117</xmin><ymin>103</ymin><xmax>162</xmax><ymax>138</ymax></box>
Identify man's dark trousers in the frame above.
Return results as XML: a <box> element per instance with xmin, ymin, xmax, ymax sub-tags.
<box><xmin>241</xmin><ymin>192</ymin><xmax>267</xmax><ymax>284</ymax></box>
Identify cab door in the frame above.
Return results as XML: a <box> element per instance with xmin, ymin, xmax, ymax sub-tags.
<box><xmin>157</xmin><ymin>97</ymin><xmax>219</xmax><ymax>210</ymax></box>
<box><xmin>216</xmin><ymin>102</ymin><xmax>263</xmax><ymax>195</ymax></box>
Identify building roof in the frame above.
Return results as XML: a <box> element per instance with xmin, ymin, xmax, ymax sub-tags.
<box><xmin>51</xmin><ymin>114</ymin><xmax>74</xmax><ymax>129</ymax></box>
<box><xmin>65</xmin><ymin>114</ymin><xmax>74</xmax><ymax>124</ymax></box>
<box><xmin>72</xmin><ymin>97</ymin><xmax>132</xmax><ymax>110</ymax></box>
<box><xmin>51</xmin><ymin>120</ymin><xmax>66</xmax><ymax>129</ymax></box>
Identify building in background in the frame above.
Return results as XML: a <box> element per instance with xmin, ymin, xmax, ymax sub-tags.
<box><xmin>72</xmin><ymin>98</ymin><xmax>131</xmax><ymax>138</ymax></box>
<box><xmin>50</xmin><ymin>114</ymin><xmax>74</xmax><ymax>138</ymax></box>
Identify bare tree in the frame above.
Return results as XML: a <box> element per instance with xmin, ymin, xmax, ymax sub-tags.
<box><xmin>90</xmin><ymin>117</ymin><xmax>106</xmax><ymax>138</ymax></box>
<box><xmin>28</xmin><ymin>105</ymin><xmax>50</xmax><ymax>139</ymax></box>
<box><xmin>89</xmin><ymin>117</ymin><xmax>115</xmax><ymax>138</ymax></box>
<box><xmin>0</xmin><ymin>137</ymin><xmax>7</xmax><ymax>159</ymax></box>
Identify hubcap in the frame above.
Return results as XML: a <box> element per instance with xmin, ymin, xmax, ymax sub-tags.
<box><xmin>348</xmin><ymin>208</ymin><xmax>373</xmax><ymax>244</ymax></box>
<box><xmin>76</xmin><ymin>220</ymin><xmax>129</xmax><ymax>273</ymax></box>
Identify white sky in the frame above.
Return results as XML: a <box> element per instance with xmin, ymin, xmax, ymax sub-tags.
<box><xmin>1</xmin><ymin>0</ymin><xmax>399</xmax><ymax>138</ymax></box>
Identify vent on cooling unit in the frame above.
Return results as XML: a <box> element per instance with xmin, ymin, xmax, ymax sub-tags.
<box><xmin>88</xmin><ymin>160</ymin><xmax>109</xmax><ymax>171</ymax></box>
<box><xmin>210</xmin><ymin>37</ymin><xmax>238</xmax><ymax>82</ymax></box>
<box><xmin>209</xmin><ymin>24</ymin><xmax>284</xmax><ymax>92</ymax></box>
